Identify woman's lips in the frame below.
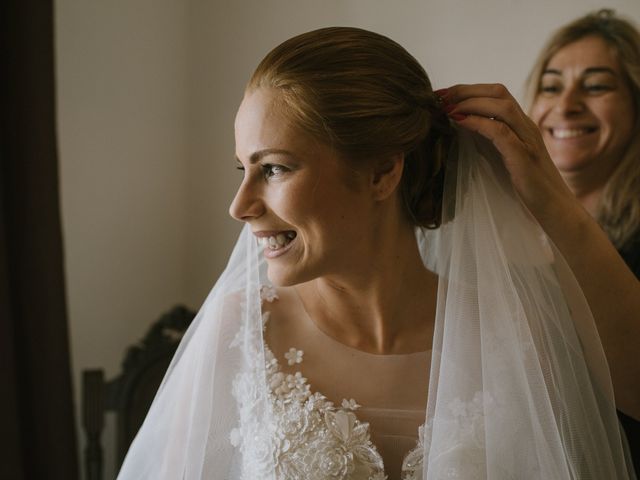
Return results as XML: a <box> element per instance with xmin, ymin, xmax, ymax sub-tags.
<box><xmin>548</xmin><ymin>126</ymin><xmax>597</xmax><ymax>139</ymax></box>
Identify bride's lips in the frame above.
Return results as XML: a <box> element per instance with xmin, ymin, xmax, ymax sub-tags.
<box><xmin>254</xmin><ymin>230</ymin><xmax>297</xmax><ymax>259</ymax></box>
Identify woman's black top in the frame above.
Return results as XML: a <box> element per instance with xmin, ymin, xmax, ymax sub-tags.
<box><xmin>618</xmin><ymin>231</ymin><xmax>640</xmax><ymax>475</ymax></box>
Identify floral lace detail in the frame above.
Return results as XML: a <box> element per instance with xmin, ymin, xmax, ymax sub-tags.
<box><xmin>260</xmin><ymin>285</ymin><xmax>279</xmax><ymax>303</ymax></box>
<box><xmin>399</xmin><ymin>425</ymin><xmax>425</xmax><ymax>480</ymax></box>
<box><xmin>401</xmin><ymin>391</ymin><xmax>493</xmax><ymax>480</ymax></box>
<box><xmin>341</xmin><ymin>399</ymin><xmax>361</xmax><ymax>411</ymax></box>
<box><xmin>284</xmin><ymin>347</ymin><xmax>304</xmax><ymax>366</ymax></box>
<box><xmin>230</xmin><ymin>287</ymin><xmax>433</xmax><ymax>479</ymax></box>
<box><xmin>231</xmin><ymin>340</ymin><xmax>387</xmax><ymax>479</ymax></box>
<box><xmin>231</xmin><ymin>288</ymin><xmax>387</xmax><ymax>479</ymax></box>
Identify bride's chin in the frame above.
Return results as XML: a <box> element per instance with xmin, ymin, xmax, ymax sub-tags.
<box><xmin>266</xmin><ymin>265</ymin><xmax>314</xmax><ymax>288</ymax></box>
<box><xmin>266</xmin><ymin>269</ymin><xmax>299</xmax><ymax>288</ymax></box>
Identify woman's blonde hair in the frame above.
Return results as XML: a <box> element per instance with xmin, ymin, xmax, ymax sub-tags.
<box><xmin>248</xmin><ymin>27</ymin><xmax>455</xmax><ymax>228</ymax></box>
<box><xmin>525</xmin><ymin>9</ymin><xmax>640</xmax><ymax>249</ymax></box>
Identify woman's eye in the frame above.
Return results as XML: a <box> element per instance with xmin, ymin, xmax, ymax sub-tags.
<box><xmin>584</xmin><ymin>84</ymin><xmax>613</xmax><ymax>93</ymax></box>
<box><xmin>262</xmin><ymin>164</ymin><xmax>287</xmax><ymax>178</ymax></box>
<box><xmin>539</xmin><ymin>84</ymin><xmax>560</xmax><ymax>94</ymax></box>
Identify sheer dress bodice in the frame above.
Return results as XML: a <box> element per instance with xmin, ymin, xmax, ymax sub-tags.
<box><xmin>230</xmin><ymin>286</ymin><xmax>431</xmax><ymax>480</ymax></box>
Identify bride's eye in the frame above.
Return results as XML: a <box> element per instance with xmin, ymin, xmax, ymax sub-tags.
<box><xmin>262</xmin><ymin>164</ymin><xmax>288</xmax><ymax>178</ymax></box>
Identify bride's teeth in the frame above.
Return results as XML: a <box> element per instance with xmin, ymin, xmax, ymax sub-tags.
<box><xmin>259</xmin><ymin>231</ymin><xmax>296</xmax><ymax>250</ymax></box>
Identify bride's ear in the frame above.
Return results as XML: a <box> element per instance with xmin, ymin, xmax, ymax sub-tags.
<box><xmin>370</xmin><ymin>153</ymin><xmax>404</xmax><ymax>200</ymax></box>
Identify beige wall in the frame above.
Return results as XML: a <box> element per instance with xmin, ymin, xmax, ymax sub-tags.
<box><xmin>55</xmin><ymin>1</ymin><xmax>188</xmax><ymax>476</ymax></box>
<box><xmin>55</xmin><ymin>0</ymin><xmax>640</xmax><ymax>477</ymax></box>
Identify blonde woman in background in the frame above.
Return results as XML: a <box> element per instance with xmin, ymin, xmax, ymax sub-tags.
<box><xmin>526</xmin><ymin>8</ymin><xmax>640</xmax><ymax>473</ymax></box>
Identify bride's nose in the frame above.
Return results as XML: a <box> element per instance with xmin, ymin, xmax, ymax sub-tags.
<box><xmin>229</xmin><ymin>179</ymin><xmax>265</xmax><ymax>222</ymax></box>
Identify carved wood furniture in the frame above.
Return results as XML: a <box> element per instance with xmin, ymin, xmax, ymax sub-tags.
<box><xmin>82</xmin><ymin>305</ymin><xmax>196</xmax><ymax>480</ymax></box>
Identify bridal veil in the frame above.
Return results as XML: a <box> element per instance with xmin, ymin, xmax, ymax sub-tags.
<box><xmin>116</xmin><ymin>129</ymin><xmax>634</xmax><ymax>479</ymax></box>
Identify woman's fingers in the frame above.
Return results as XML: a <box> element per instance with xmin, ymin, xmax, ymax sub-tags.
<box><xmin>438</xmin><ymin>83</ymin><xmax>547</xmax><ymax>157</ymax></box>
<box><xmin>439</xmin><ymin>84</ymin><xmax>532</xmax><ymax>143</ymax></box>
<box><xmin>437</xmin><ymin>83</ymin><xmax>571</xmax><ymax>216</ymax></box>
<box><xmin>453</xmin><ymin>113</ymin><xmax>524</xmax><ymax>161</ymax></box>
<box><xmin>445</xmin><ymin>98</ymin><xmax>527</xmax><ymax>140</ymax></box>
<box><xmin>437</xmin><ymin>83</ymin><xmax>512</xmax><ymax>102</ymax></box>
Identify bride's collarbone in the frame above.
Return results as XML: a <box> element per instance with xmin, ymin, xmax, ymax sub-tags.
<box><xmin>262</xmin><ymin>285</ymin><xmax>434</xmax><ymax>356</ymax></box>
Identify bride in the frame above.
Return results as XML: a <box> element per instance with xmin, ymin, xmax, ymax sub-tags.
<box><xmin>117</xmin><ymin>27</ymin><xmax>638</xmax><ymax>479</ymax></box>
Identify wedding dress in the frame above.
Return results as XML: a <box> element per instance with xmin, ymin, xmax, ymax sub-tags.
<box><xmin>117</xmin><ymin>130</ymin><xmax>635</xmax><ymax>479</ymax></box>
<box><xmin>231</xmin><ymin>284</ymin><xmax>430</xmax><ymax>480</ymax></box>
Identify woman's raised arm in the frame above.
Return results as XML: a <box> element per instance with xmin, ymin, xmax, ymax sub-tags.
<box><xmin>439</xmin><ymin>83</ymin><xmax>640</xmax><ymax>419</ymax></box>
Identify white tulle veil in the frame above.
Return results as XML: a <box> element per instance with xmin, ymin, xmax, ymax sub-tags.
<box><xmin>117</xmin><ymin>129</ymin><xmax>635</xmax><ymax>479</ymax></box>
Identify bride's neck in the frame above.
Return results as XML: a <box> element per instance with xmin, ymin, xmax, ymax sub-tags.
<box><xmin>295</xmin><ymin>224</ymin><xmax>437</xmax><ymax>355</ymax></box>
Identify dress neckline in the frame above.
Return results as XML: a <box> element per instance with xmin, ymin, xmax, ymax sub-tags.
<box><xmin>260</xmin><ymin>336</ymin><xmax>427</xmax><ymax>479</ymax></box>
<box><xmin>253</xmin><ymin>285</ymin><xmax>429</xmax><ymax>479</ymax></box>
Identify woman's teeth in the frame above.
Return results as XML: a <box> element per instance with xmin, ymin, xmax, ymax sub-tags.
<box><xmin>259</xmin><ymin>231</ymin><xmax>296</xmax><ymax>249</ymax></box>
<box><xmin>551</xmin><ymin>128</ymin><xmax>594</xmax><ymax>139</ymax></box>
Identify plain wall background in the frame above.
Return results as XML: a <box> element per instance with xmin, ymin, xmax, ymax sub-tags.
<box><xmin>54</xmin><ymin>1</ymin><xmax>640</xmax><ymax>477</ymax></box>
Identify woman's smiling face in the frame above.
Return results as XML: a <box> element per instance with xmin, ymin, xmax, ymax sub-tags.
<box><xmin>229</xmin><ymin>88</ymin><xmax>375</xmax><ymax>286</ymax></box>
<box><xmin>530</xmin><ymin>35</ymin><xmax>635</xmax><ymax>180</ymax></box>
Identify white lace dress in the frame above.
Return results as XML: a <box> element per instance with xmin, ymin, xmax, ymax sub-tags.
<box><xmin>230</xmin><ymin>286</ymin><xmax>431</xmax><ymax>480</ymax></box>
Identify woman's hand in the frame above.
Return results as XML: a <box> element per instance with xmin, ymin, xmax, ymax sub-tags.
<box><xmin>436</xmin><ymin>83</ymin><xmax>578</xmax><ymax>222</ymax></box>
<box><xmin>437</xmin><ymin>83</ymin><xmax>640</xmax><ymax>420</ymax></box>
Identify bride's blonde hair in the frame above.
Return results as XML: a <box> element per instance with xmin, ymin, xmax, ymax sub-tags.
<box><xmin>248</xmin><ymin>27</ymin><xmax>455</xmax><ymax>229</ymax></box>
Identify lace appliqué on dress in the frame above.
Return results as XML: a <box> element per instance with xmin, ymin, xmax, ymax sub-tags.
<box><xmin>401</xmin><ymin>391</ymin><xmax>494</xmax><ymax>480</ymax></box>
<box><xmin>230</xmin><ymin>287</ymin><xmax>387</xmax><ymax>479</ymax></box>
<box><xmin>231</xmin><ymin>287</ymin><xmax>495</xmax><ymax>480</ymax></box>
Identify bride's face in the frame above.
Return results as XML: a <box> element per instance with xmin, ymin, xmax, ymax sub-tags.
<box><xmin>230</xmin><ymin>88</ymin><xmax>375</xmax><ymax>286</ymax></box>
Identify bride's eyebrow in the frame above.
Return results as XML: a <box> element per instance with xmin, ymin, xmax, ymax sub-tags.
<box><xmin>237</xmin><ymin>149</ymin><xmax>296</xmax><ymax>165</ymax></box>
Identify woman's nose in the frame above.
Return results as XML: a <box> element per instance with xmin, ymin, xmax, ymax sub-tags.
<box><xmin>228</xmin><ymin>179</ymin><xmax>265</xmax><ymax>222</ymax></box>
<box><xmin>555</xmin><ymin>85</ymin><xmax>585</xmax><ymax>115</ymax></box>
